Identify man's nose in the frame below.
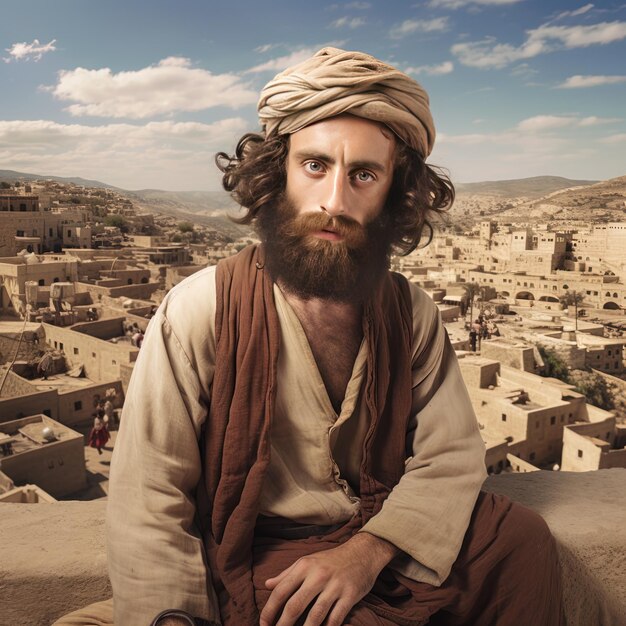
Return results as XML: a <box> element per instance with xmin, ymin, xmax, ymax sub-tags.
<box><xmin>320</xmin><ymin>171</ymin><xmax>348</xmax><ymax>216</ymax></box>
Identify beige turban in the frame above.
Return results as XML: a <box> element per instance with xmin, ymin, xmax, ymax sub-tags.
<box><xmin>258</xmin><ymin>47</ymin><xmax>436</xmax><ymax>158</ymax></box>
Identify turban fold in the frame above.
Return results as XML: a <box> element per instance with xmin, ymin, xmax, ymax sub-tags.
<box><xmin>258</xmin><ymin>47</ymin><xmax>436</xmax><ymax>158</ymax></box>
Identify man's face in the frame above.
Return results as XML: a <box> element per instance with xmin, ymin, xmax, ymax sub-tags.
<box><xmin>285</xmin><ymin>114</ymin><xmax>396</xmax><ymax>232</ymax></box>
<box><xmin>256</xmin><ymin>115</ymin><xmax>398</xmax><ymax>302</ymax></box>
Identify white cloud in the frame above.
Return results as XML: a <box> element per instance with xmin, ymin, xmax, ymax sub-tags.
<box><xmin>330</xmin><ymin>16</ymin><xmax>366</xmax><ymax>28</ymax></box>
<box><xmin>517</xmin><ymin>115</ymin><xmax>578</xmax><ymax>132</ymax></box>
<box><xmin>3</xmin><ymin>38</ymin><xmax>56</xmax><ymax>63</ymax></box>
<box><xmin>516</xmin><ymin>114</ymin><xmax>621</xmax><ymax>131</ymax></box>
<box><xmin>254</xmin><ymin>43</ymin><xmax>281</xmax><ymax>54</ymax></box>
<box><xmin>428</xmin><ymin>0</ymin><xmax>523</xmax><ymax>8</ymax></box>
<box><xmin>244</xmin><ymin>44</ymin><xmax>347</xmax><ymax>73</ymax></box>
<box><xmin>430</xmin><ymin>118</ymin><xmax>626</xmax><ymax>182</ymax></box>
<box><xmin>452</xmin><ymin>20</ymin><xmax>626</xmax><ymax>68</ymax></box>
<box><xmin>245</xmin><ymin>48</ymin><xmax>318</xmax><ymax>73</ymax></box>
<box><xmin>536</xmin><ymin>21</ymin><xmax>626</xmax><ymax>47</ymax></box>
<box><xmin>553</xmin><ymin>4</ymin><xmax>595</xmax><ymax>21</ymax></box>
<box><xmin>570</xmin><ymin>3</ymin><xmax>595</xmax><ymax>17</ymax></box>
<box><xmin>47</xmin><ymin>57</ymin><xmax>257</xmax><ymax>119</ymax></box>
<box><xmin>510</xmin><ymin>63</ymin><xmax>538</xmax><ymax>77</ymax></box>
<box><xmin>600</xmin><ymin>133</ymin><xmax>626</xmax><ymax>143</ymax></box>
<box><xmin>406</xmin><ymin>61</ymin><xmax>454</xmax><ymax>75</ymax></box>
<box><xmin>578</xmin><ymin>116</ymin><xmax>622</xmax><ymax>126</ymax></box>
<box><xmin>390</xmin><ymin>17</ymin><xmax>449</xmax><ymax>39</ymax></box>
<box><xmin>558</xmin><ymin>74</ymin><xmax>626</xmax><ymax>87</ymax></box>
<box><xmin>0</xmin><ymin>118</ymin><xmax>249</xmax><ymax>190</ymax></box>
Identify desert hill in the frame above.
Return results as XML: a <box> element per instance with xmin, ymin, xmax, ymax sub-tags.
<box><xmin>455</xmin><ymin>176</ymin><xmax>598</xmax><ymax>199</ymax></box>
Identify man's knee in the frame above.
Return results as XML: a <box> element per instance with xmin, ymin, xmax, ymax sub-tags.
<box><xmin>502</xmin><ymin>499</ymin><xmax>559</xmax><ymax>563</ymax></box>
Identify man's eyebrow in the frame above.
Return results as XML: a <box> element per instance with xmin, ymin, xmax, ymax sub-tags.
<box><xmin>291</xmin><ymin>150</ymin><xmax>389</xmax><ymax>173</ymax></box>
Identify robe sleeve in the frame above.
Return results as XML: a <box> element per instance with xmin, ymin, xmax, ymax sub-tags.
<box><xmin>107</xmin><ymin>267</ymin><xmax>221</xmax><ymax>625</ymax></box>
<box><xmin>359</xmin><ymin>283</ymin><xmax>487</xmax><ymax>586</ymax></box>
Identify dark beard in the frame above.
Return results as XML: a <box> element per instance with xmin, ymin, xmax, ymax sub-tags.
<box><xmin>255</xmin><ymin>194</ymin><xmax>394</xmax><ymax>303</ymax></box>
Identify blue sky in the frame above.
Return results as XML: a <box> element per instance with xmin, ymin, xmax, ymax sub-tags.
<box><xmin>1</xmin><ymin>0</ymin><xmax>625</xmax><ymax>190</ymax></box>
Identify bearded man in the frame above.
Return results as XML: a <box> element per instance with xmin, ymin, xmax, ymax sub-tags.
<box><xmin>55</xmin><ymin>48</ymin><xmax>563</xmax><ymax>626</ymax></box>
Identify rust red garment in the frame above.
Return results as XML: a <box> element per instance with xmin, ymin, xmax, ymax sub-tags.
<box><xmin>251</xmin><ymin>492</ymin><xmax>563</xmax><ymax>625</ymax></box>
<box><xmin>88</xmin><ymin>424</ymin><xmax>110</xmax><ymax>450</ymax></box>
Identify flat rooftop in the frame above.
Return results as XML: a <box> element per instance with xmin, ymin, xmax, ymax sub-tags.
<box><xmin>29</xmin><ymin>372</ymin><xmax>101</xmax><ymax>393</ymax></box>
<box><xmin>0</xmin><ymin>320</ymin><xmax>42</xmax><ymax>333</ymax></box>
<box><xmin>0</xmin><ymin>415</ymin><xmax>82</xmax><ymax>459</ymax></box>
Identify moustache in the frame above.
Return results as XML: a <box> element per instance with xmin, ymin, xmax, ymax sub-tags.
<box><xmin>283</xmin><ymin>212</ymin><xmax>368</xmax><ymax>249</ymax></box>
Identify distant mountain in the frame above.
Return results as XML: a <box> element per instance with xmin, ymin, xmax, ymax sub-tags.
<box><xmin>487</xmin><ymin>174</ymin><xmax>626</xmax><ymax>223</ymax></box>
<box><xmin>0</xmin><ymin>168</ymin><xmax>249</xmax><ymax>238</ymax></box>
<box><xmin>128</xmin><ymin>189</ymin><xmax>238</xmax><ymax>215</ymax></box>
<box><xmin>0</xmin><ymin>169</ymin><xmax>119</xmax><ymax>190</ymax></box>
<box><xmin>528</xmin><ymin>174</ymin><xmax>626</xmax><ymax>212</ymax></box>
<box><xmin>128</xmin><ymin>189</ymin><xmax>250</xmax><ymax>239</ymax></box>
<box><xmin>455</xmin><ymin>176</ymin><xmax>598</xmax><ymax>199</ymax></box>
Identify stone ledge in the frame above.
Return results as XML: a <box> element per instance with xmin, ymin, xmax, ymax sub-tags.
<box><xmin>1</xmin><ymin>470</ymin><xmax>625</xmax><ymax>626</ymax></box>
<box><xmin>483</xmin><ymin>469</ymin><xmax>626</xmax><ymax>626</ymax></box>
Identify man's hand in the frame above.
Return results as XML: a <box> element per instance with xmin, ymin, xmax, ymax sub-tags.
<box><xmin>259</xmin><ymin>532</ymin><xmax>400</xmax><ymax>626</ymax></box>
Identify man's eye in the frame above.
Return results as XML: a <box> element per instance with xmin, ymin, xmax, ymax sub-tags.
<box><xmin>355</xmin><ymin>171</ymin><xmax>374</xmax><ymax>182</ymax></box>
<box><xmin>305</xmin><ymin>161</ymin><xmax>323</xmax><ymax>173</ymax></box>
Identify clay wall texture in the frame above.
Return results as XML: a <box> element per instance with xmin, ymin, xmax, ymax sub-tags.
<box><xmin>0</xmin><ymin>415</ymin><xmax>85</xmax><ymax>497</ymax></box>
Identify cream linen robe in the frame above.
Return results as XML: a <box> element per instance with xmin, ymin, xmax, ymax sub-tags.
<box><xmin>106</xmin><ymin>265</ymin><xmax>487</xmax><ymax>625</ymax></box>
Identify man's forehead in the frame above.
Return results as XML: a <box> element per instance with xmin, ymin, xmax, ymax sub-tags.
<box><xmin>287</xmin><ymin>114</ymin><xmax>397</xmax><ymax>160</ymax></box>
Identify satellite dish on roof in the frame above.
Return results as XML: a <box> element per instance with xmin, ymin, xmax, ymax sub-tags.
<box><xmin>41</xmin><ymin>426</ymin><xmax>57</xmax><ymax>442</ymax></box>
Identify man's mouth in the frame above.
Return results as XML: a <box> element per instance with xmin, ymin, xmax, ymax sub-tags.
<box><xmin>313</xmin><ymin>228</ymin><xmax>344</xmax><ymax>242</ymax></box>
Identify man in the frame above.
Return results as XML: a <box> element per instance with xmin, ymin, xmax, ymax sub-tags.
<box><xmin>55</xmin><ymin>48</ymin><xmax>563</xmax><ymax>626</ymax></box>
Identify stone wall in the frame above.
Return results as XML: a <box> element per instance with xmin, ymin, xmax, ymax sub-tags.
<box><xmin>0</xmin><ymin>387</ymin><xmax>58</xmax><ymax>423</ymax></box>
<box><xmin>480</xmin><ymin>340</ymin><xmax>537</xmax><ymax>372</ymax></box>
<box><xmin>43</xmin><ymin>322</ymin><xmax>138</xmax><ymax>383</ymax></box>
<box><xmin>0</xmin><ymin>471</ymin><xmax>625</xmax><ymax>626</ymax></box>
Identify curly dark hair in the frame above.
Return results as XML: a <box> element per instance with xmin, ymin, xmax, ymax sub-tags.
<box><xmin>215</xmin><ymin>130</ymin><xmax>454</xmax><ymax>256</ymax></box>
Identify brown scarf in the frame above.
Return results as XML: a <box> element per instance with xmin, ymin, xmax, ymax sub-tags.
<box><xmin>197</xmin><ymin>245</ymin><xmax>413</xmax><ymax>624</ymax></box>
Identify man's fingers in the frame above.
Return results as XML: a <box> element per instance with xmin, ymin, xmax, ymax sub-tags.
<box><xmin>275</xmin><ymin>579</ymin><xmax>324</xmax><ymax>626</ymax></box>
<box><xmin>323</xmin><ymin>598</ymin><xmax>355</xmax><ymax>626</ymax></box>
<box><xmin>260</xmin><ymin>572</ymin><xmax>304</xmax><ymax>626</ymax></box>
<box><xmin>301</xmin><ymin>590</ymin><xmax>337</xmax><ymax>626</ymax></box>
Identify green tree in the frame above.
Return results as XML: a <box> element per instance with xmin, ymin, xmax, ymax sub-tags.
<box><xmin>104</xmin><ymin>214</ymin><xmax>129</xmax><ymax>233</ymax></box>
<box><xmin>559</xmin><ymin>290</ymin><xmax>585</xmax><ymax>331</ymax></box>
<box><xmin>570</xmin><ymin>371</ymin><xmax>615</xmax><ymax>411</ymax></box>
<box><xmin>538</xmin><ymin>347</ymin><xmax>615</xmax><ymax>411</ymax></box>
<box><xmin>537</xmin><ymin>346</ymin><xmax>571</xmax><ymax>383</ymax></box>
<box><xmin>178</xmin><ymin>221</ymin><xmax>194</xmax><ymax>233</ymax></box>
<box><xmin>0</xmin><ymin>181</ymin><xmax>11</xmax><ymax>189</ymax></box>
